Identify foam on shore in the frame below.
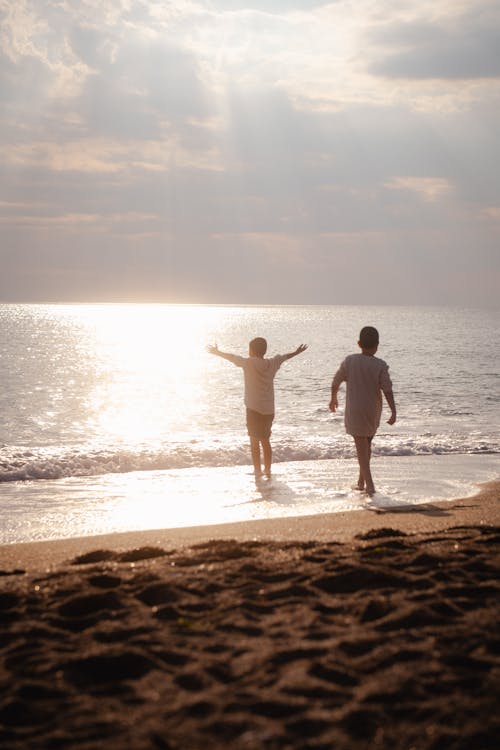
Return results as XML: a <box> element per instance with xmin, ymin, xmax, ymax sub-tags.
<box><xmin>2</xmin><ymin>454</ymin><xmax>498</xmax><ymax>546</ymax></box>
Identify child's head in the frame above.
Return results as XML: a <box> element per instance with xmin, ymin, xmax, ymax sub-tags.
<box><xmin>359</xmin><ymin>326</ymin><xmax>379</xmax><ymax>351</ymax></box>
<box><xmin>249</xmin><ymin>337</ymin><xmax>267</xmax><ymax>357</ymax></box>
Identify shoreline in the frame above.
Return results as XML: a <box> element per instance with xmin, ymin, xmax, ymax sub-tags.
<box><xmin>2</xmin><ymin>453</ymin><xmax>498</xmax><ymax>550</ymax></box>
<box><xmin>1</xmin><ymin>479</ymin><xmax>499</xmax><ymax>574</ymax></box>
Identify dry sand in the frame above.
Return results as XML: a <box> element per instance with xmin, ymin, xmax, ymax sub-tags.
<box><xmin>0</xmin><ymin>482</ymin><xmax>499</xmax><ymax>749</ymax></box>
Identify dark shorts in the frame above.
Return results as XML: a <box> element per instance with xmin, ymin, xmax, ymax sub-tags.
<box><xmin>246</xmin><ymin>408</ymin><xmax>274</xmax><ymax>439</ymax></box>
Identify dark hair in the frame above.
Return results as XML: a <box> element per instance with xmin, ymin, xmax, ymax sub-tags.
<box><xmin>249</xmin><ymin>337</ymin><xmax>267</xmax><ymax>356</ymax></box>
<box><xmin>359</xmin><ymin>326</ymin><xmax>379</xmax><ymax>349</ymax></box>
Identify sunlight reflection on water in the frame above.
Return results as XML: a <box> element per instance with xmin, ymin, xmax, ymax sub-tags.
<box><xmin>0</xmin><ymin>304</ymin><xmax>498</xmax><ymax>543</ymax></box>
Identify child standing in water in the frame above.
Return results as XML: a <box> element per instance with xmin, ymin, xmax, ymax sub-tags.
<box><xmin>208</xmin><ymin>338</ymin><xmax>307</xmax><ymax>478</ymax></box>
<box><xmin>329</xmin><ymin>326</ymin><xmax>396</xmax><ymax>496</ymax></box>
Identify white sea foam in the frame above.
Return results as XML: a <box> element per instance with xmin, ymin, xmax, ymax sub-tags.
<box><xmin>0</xmin><ymin>433</ymin><xmax>498</xmax><ymax>483</ymax></box>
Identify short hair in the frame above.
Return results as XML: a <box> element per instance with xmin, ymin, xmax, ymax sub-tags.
<box><xmin>249</xmin><ymin>337</ymin><xmax>267</xmax><ymax>356</ymax></box>
<box><xmin>359</xmin><ymin>326</ymin><xmax>379</xmax><ymax>349</ymax></box>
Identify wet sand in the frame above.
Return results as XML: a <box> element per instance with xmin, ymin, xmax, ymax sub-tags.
<box><xmin>0</xmin><ymin>482</ymin><xmax>499</xmax><ymax>749</ymax></box>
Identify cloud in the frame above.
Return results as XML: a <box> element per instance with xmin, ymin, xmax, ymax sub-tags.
<box><xmin>75</xmin><ymin>38</ymin><xmax>211</xmax><ymax>140</ymax></box>
<box><xmin>204</xmin><ymin>1</ymin><xmax>328</xmax><ymax>10</ymax></box>
<box><xmin>384</xmin><ymin>177</ymin><xmax>452</xmax><ymax>202</ymax></box>
<box><xmin>481</xmin><ymin>206</ymin><xmax>500</xmax><ymax>220</ymax></box>
<box><xmin>0</xmin><ymin>0</ymin><xmax>498</xmax><ymax>307</ymax></box>
<box><xmin>0</xmin><ymin>0</ymin><xmax>91</xmax><ymax>105</ymax></box>
<box><xmin>367</xmin><ymin>2</ymin><xmax>500</xmax><ymax>80</ymax></box>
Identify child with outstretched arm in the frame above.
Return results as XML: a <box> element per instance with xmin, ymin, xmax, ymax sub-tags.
<box><xmin>208</xmin><ymin>338</ymin><xmax>307</xmax><ymax>478</ymax></box>
<box><xmin>329</xmin><ymin>326</ymin><xmax>396</xmax><ymax>496</ymax></box>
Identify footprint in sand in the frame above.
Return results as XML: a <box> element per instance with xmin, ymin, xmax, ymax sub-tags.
<box><xmin>63</xmin><ymin>651</ymin><xmax>156</xmax><ymax>687</ymax></box>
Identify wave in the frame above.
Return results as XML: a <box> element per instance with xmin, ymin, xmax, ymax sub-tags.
<box><xmin>1</xmin><ymin>436</ymin><xmax>498</xmax><ymax>484</ymax></box>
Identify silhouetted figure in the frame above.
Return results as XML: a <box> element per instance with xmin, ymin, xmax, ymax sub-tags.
<box><xmin>208</xmin><ymin>338</ymin><xmax>307</xmax><ymax>478</ymax></box>
<box><xmin>330</xmin><ymin>326</ymin><xmax>396</xmax><ymax>496</ymax></box>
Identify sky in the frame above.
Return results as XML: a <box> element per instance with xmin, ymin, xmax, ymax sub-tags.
<box><xmin>1</xmin><ymin>0</ymin><xmax>499</xmax><ymax>306</ymax></box>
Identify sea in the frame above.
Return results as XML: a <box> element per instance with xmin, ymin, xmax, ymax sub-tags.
<box><xmin>0</xmin><ymin>304</ymin><xmax>498</xmax><ymax>545</ymax></box>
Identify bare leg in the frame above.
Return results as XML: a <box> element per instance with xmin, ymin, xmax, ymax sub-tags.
<box><xmin>249</xmin><ymin>437</ymin><xmax>262</xmax><ymax>476</ymax></box>
<box><xmin>354</xmin><ymin>472</ymin><xmax>364</xmax><ymax>491</ymax></box>
<box><xmin>261</xmin><ymin>438</ymin><xmax>272</xmax><ymax>478</ymax></box>
<box><xmin>353</xmin><ymin>436</ymin><xmax>375</xmax><ymax>495</ymax></box>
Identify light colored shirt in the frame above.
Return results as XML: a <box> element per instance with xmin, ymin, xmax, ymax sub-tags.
<box><xmin>224</xmin><ymin>354</ymin><xmax>287</xmax><ymax>414</ymax></box>
<box><xmin>332</xmin><ymin>353</ymin><xmax>392</xmax><ymax>437</ymax></box>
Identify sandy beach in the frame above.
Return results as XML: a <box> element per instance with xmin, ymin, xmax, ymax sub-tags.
<box><xmin>1</xmin><ymin>482</ymin><xmax>499</xmax><ymax>749</ymax></box>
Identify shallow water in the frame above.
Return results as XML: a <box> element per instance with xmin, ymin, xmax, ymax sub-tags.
<box><xmin>1</xmin><ymin>455</ymin><xmax>498</xmax><ymax>545</ymax></box>
<box><xmin>0</xmin><ymin>304</ymin><xmax>498</xmax><ymax>543</ymax></box>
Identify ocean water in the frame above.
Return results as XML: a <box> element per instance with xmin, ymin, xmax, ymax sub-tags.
<box><xmin>0</xmin><ymin>304</ymin><xmax>498</xmax><ymax>545</ymax></box>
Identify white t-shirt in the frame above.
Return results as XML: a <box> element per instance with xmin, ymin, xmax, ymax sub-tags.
<box><xmin>225</xmin><ymin>354</ymin><xmax>287</xmax><ymax>415</ymax></box>
<box><xmin>332</xmin><ymin>353</ymin><xmax>392</xmax><ymax>437</ymax></box>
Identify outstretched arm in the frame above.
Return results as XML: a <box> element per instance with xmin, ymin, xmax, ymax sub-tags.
<box><xmin>207</xmin><ymin>344</ymin><xmax>241</xmax><ymax>365</ymax></box>
<box><xmin>282</xmin><ymin>343</ymin><xmax>308</xmax><ymax>362</ymax></box>
<box><xmin>384</xmin><ymin>389</ymin><xmax>397</xmax><ymax>425</ymax></box>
